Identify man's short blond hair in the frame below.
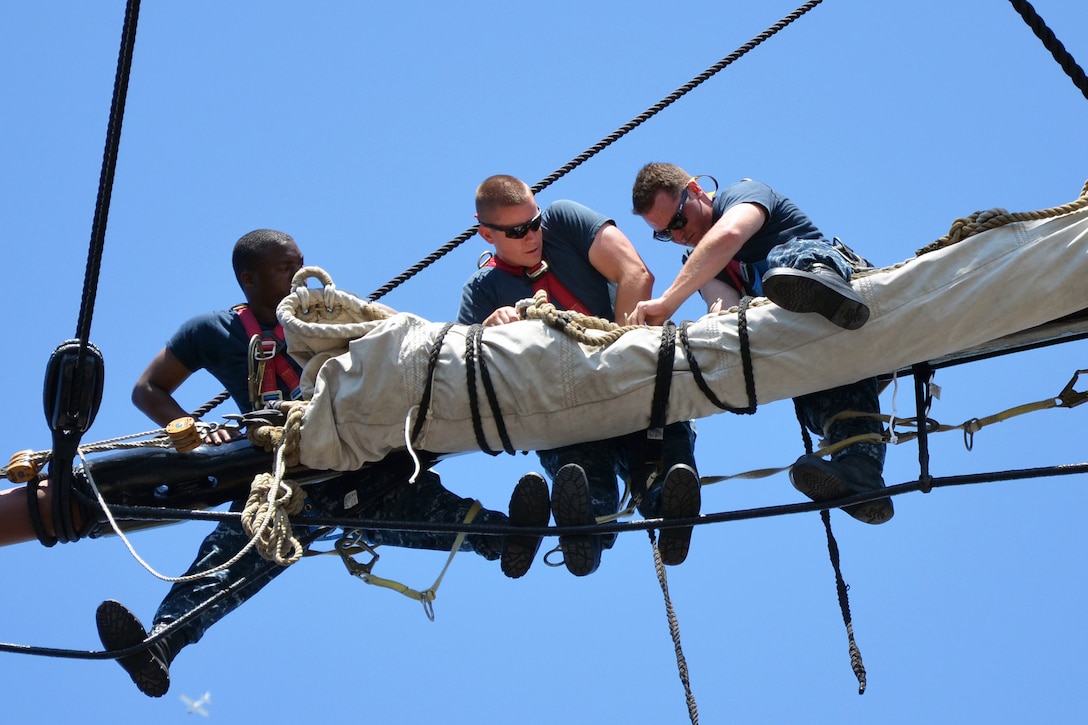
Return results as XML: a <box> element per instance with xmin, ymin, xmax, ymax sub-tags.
<box><xmin>475</xmin><ymin>175</ymin><xmax>534</xmax><ymax>221</ymax></box>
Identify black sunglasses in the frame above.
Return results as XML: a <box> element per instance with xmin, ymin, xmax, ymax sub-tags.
<box><xmin>653</xmin><ymin>188</ymin><xmax>689</xmax><ymax>242</ymax></box>
<box><xmin>479</xmin><ymin>208</ymin><xmax>543</xmax><ymax>239</ymax></box>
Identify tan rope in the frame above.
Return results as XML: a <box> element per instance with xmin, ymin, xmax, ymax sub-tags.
<box><xmin>917</xmin><ymin>178</ymin><xmax>1088</xmax><ymax>255</ymax></box>
<box><xmin>242</xmin><ymin>473</ymin><xmax>306</xmax><ymax>565</ymax></box>
<box><xmin>242</xmin><ymin>400</ymin><xmax>308</xmax><ymax>565</ymax></box>
<box><xmin>247</xmin><ymin>400</ymin><xmax>307</xmax><ymax>468</ymax></box>
<box><xmin>517</xmin><ymin>290</ymin><xmax>639</xmax><ymax>347</ymax></box>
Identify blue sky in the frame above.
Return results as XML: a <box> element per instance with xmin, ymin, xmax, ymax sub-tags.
<box><xmin>2</xmin><ymin>1</ymin><xmax>1087</xmax><ymax>722</ymax></box>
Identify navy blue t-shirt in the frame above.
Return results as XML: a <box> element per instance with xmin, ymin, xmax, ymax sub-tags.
<box><xmin>457</xmin><ymin>200</ymin><xmax>616</xmax><ymax>324</ymax></box>
<box><xmin>712</xmin><ymin>180</ymin><xmax>823</xmax><ymax>263</ymax></box>
<box><xmin>167</xmin><ymin>309</ymin><xmax>301</xmax><ymax>413</ymax></box>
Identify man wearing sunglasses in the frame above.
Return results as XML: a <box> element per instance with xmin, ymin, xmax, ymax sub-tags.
<box><xmin>630</xmin><ymin>163</ymin><xmax>892</xmax><ymax>525</ymax></box>
<box><xmin>458</xmin><ymin>174</ymin><xmax>701</xmax><ymax>578</ymax></box>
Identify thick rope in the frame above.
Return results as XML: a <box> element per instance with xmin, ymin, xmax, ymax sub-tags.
<box><xmin>188</xmin><ymin>391</ymin><xmax>232</xmax><ymax>421</ymax></box>
<box><xmin>242</xmin><ymin>403</ymin><xmax>308</xmax><ymax>565</ymax></box>
<box><xmin>75</xmin><ymin>0</ymin><xmax>140</xmax><ymax>345</ymax></box>
<box><xmin>648</xmin><ymin>530</ymin><xmax>699</xmax><ymax>724</ymax></box>
<box><xmin>1007</xmin><ymin>0</ymin><xmax>1088</xmax><ymax>101</ymax></box>
<box><xmin>366</xmin><ymin>0</ymin><xmax>826</xmax><ymax>301</ymax></box>
<box><xmin>242</xmin><ymin>473</ymin><xmax>306</xmax><ymax>566</ymax></box>
<box><xmin>917</xmin><ymin>179</ymin><xmax>1088</xmax><ymax>255</ymax></box>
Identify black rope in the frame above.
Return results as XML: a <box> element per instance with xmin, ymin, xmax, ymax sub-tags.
<box><xmin>35</xmin><ymin>0</ymin><xmax>141</xmax><ymax>548</ymax></box>
<box><xmin>647</xmin><ymin>530</ymin><xmax>700</xmax><ymax>724</ymax></box>
<box><xmin>793</xmin><ymin>400</ymin><xmax>867</xmax><ymax>695</ymax></box>
<box><xmin>1007</xmin><ymin>0</ymin><xmax>1088</xmax><ymax>101</ymax></box>
<box><xmin>366</xmin><ymin>0</ymin><xmax>826</xmax><ymax>301</ymax></box>
<box><xmin>189</xmin><ymin>391</ymin><xmax>232</xmax><ymax>421</ymax></box>
<box><xmin>76</xmin><ymin>0</ymin><xmax>141</xmax><ymax>346</ymax></box>
<box><xmin>475</xmin><ymin>331</ymin><xmax>515</xmax><ymax>455</ymax></box>
<box><xmin>820</xmin><ymin>509</ymin><xmax>867</xmax><ymax>694</ymax></box>
<box><xmin>463</xmin><ymin>324</ymin><xmax>514</xmax><ymax>455</ymax></box>
<box><xmin>678</xmin><ymin>298</ymin><xmax>757</xmax><ymax>415</ymax></box>
<box><xmin>410</xmin><ymin>322</ymin><xmax>455</xmax><ymax>444</ymax></box>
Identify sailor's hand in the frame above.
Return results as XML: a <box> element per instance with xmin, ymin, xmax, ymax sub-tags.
<box><xmin>482</xmin><ymin>306</ymin><xmax>521</xmax><ymax>326</ymax></box>
<box><xmin>196</xmin><ymin>421</ymin><xmax>242</xmax><ymax>446</ymax></box>
<box><xmin>628</xmin><ymin>297</ymin><xmax>672</xmax><ymax>326</ymax></box>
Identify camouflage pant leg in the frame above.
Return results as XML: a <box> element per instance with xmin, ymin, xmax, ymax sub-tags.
<box><xmin>347</xmin><ymin>470</ymin><xmax>507</xmax><ymax>561</ymax></box>
<box><xmin>152</xmin><ymin>512</ymin><xmax>287</xmax><ymax>645</ymax></box>
<box><xmin>619</xmin><ymin>421</ymin><xmax>698</xmax><ymax>517</ymax></box>
<box><xmin>538</xmin><ymin>440</ymin><xmax>622</xmax><ymax>549</ymax></box>
<box><xmin>152</xmin><ymin>463</ymin><xmax>508</xmax><ymax>641</ymax></box>
<box><xmin>795</xmin><ymin>377</ymin><xmax>886</xmax><ymax>467</ymax></box>
<box><xmin>766</xmin><ymin>236</ymin><xmax>854</xmax><ymax>279</ymax></box>
<box><xmin>302</xmin><ymin>454</ymin><xmax>507</xmax><ymax>560</ymax></box>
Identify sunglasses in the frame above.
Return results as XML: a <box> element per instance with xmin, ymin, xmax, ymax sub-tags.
<box><xmin>479</xmin><ymin>208</ymin><xmax>543</xmax><ymax>239</ymax></box>
<box><xmin>653</xmin><ymin>188</ymin><xmax>689</xmax><ymax>242</ymax></box>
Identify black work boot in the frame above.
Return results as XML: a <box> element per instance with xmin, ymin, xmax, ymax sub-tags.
<box><xmin>654</xmin><ymin>464</ymin><xmax>701</xmax><ymax>566</ymax></box>
<box><xmin>501</xmin><ymin>472</ymin><xmax>551</xmax><ymax>579</ymax></box>
<box><xmin>551</xmin><ymin>464</ymin><xmax>602</xmax><ymax>576</ymax></box>
<box><xmin>96</xmin><ymin>600</ymin><xmax>185</xmax><ymax>697</ymax></box>
<box><xmin>789</xmin><ymin>454</ymin><xmax>894</xmax><ymax>524</ymax></box>
<box><xmin>761</xmin><ymin>263</ymin><xmax>870</xmax><ymax>330</ymax></box>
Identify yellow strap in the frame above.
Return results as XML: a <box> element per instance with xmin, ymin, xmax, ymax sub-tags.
<box><xmin>334</xmin><ymin>500</ymin><xmax>483</xmax><ymax>621</ymax></box>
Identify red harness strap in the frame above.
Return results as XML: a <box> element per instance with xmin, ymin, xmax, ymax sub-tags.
<box><xmin>485</xmin><ymin>255</ymin><xmax>593</xmax><ymax>316</ymax></box>
<box><xmin>234</xmin><ymin>305</ymin><xmax>302</xmax><ymax>404</ymax></box>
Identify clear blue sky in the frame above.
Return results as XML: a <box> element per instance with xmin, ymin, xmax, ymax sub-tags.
<box><xmin>3</xmin><ymin>1</ymin><xmax>1087</xmax><ymax>723</ymax></box>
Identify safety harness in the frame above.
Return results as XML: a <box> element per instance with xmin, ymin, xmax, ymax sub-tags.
<box><xmin>485</xmin><ymin>254</ymin><xmax>593</xmax><ymax>316</ymax></box>
<box><xmin>233</xmin><ymin>304</ymin><xmax>302</xmax><ymax>409</ymax></box>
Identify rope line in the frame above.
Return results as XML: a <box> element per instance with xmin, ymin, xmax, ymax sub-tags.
<box><xmin>648</xmin><ymin>531</ymin><xmax>700</xmax><ymax>724</ymax></box>
<box><xmin>917</xmin><ymin>179</ymin><xmax>1088</xmax><ymax>255</ymax></box>
<box><xmin>1007</xmin><ymin>0</ymin><xmax>1088</xmax><ymax>101</ymax></box>
<box><xmin>365</xmin><ymin>0</ymin><xmax>826</xmax><ymax>301</ymax></box>
<box><xmin>75</xmin><ymin>0</ymin><xmax>140</xmax><ymax>345</ymax></box>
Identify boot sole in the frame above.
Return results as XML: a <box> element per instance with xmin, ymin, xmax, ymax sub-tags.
<box><xmin>790</xmin><ymin>462</ymin><xmax>894</xmax><ymax>525</ymax></box>
<box><xmin>501</xmin><ymin>473</ymin><xmax>551</xmax><ymax>578</ymax></box>
<box><xmin>551</xmin><ymin>466</ymin><xmax>600</xmax><ymax>577</ymax></box>
<box><xmin>762</xmin><ymin>269</ymin><xmax>869</xmax><ymax>330</ymax></box>
<box><xmin>96</xmin><ymin>600</ymin><xmax>170</xmax><ymax>698</ymax></box>
<box><xmin>658</xmin><ymin>466</ymin><xmax>700</xmax><ymax>566</ymax></box>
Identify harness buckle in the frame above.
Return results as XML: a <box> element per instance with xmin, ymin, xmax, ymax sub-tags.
<box><xmin>254</xmin><ymin>338</ymin><xmax>278</xmax><ymax>361</ymax></box>
<box><xmin>525</xmin><ymin>259</ymin><xmax>550</xmax><ymax>280</ymax></box>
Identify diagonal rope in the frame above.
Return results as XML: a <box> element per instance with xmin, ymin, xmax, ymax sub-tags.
<box><xmin>1007</xmin><ymin>0</ymin><xmax>1088</xmax><ymax>101</ymax></box>
<box><xmin>366</xmin><ymin>0</ymin><xmax>826</xmax><ymax>301</ymax></box>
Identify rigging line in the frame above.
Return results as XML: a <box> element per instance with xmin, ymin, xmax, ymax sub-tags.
<box><xmin>134</xmin><ymin>460</ymin><xmax>1083</xmax><ymax>537</ymax></box>
<box><xmin>365</xmin><ymin>0</ymin><xmax>826</xmax><ymax>302</ymax></box>
<box><xmin>76</xmin><ymin>0</ymin><xmax>141</xmax><ymax>347</ymax></box>
<box><xmin>1007</xmin><ymin>0</ymin><xmax>1088</xmax><ymax>102</ymax></box>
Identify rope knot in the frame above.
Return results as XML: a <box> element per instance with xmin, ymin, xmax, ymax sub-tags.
<box><xmin>242</xmin><ymin>474</ymin><xmax>307</xmax><ymax>566</ymax></box>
